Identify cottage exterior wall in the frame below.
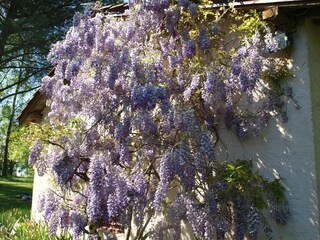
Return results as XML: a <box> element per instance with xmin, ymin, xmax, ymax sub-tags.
<box><xmin>31</xmin><ymin>169</ymin><xmax>51</xmax><ymax>222</ymax></box>
<box><xmin>307</xmin><ymin>17</ymin><xmax>320</xmax><ymax>235</ymax></box>
<box><xmin>30</xmin><ymin>17</ymin><xmax>320</xmax><ymax>239</ymax></box>
<box><xmin>214</xmin><ymin>18</ymin><xmax>320</xmax><ymax>239</ymax></box>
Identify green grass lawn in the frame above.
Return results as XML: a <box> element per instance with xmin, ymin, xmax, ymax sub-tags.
<box><xmin>0</xmin><ymin>177</ymin><xmax>72</xmax><ymax>239</ymax></box>
<box><xmin>0</xmin><ymin>177</ymin><xmax>33</xmax><ymax>212</ymax></box>
<box><xmin>0</xmin><ymin>177</ymin><xmax>35</xmax><ymax>239</ymax></box>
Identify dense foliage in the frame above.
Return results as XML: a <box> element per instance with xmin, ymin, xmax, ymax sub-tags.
<box><xmin>29</xmin><ymin>1</ymin><xmax>292</xmax><ymax>239</ymax></box>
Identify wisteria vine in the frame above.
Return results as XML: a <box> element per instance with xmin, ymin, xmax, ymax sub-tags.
<box><xmin>28</xmin><ymin>1</ymin><xmax>292</xmax><ymax>239</ymax></box>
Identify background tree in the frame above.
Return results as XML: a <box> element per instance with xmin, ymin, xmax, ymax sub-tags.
<box><xmin>0</xmin><ymin>0</ymin><xmax>96</xmax><ymax>101</ymax></box>
<box><xmin>0</xmin><ymin>0</ymin><xmax>126</xmax><ymax>176</ymax></box>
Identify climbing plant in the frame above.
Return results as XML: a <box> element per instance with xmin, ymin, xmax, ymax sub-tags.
<box><xmin>28</xmin><ymin>1</ymin><xmax>292</xmax><ymax>239</ymax></box>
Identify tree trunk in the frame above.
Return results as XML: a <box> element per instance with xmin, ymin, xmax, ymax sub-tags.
<box><xmin>9</xmin><ymin>160</ymin><xmax>15</xmax><ymax>176</ymax></box>
<box><xmin>2</xmin><ymin>84</ymin><xmax>18</xmax><ymax>177</ymax></box>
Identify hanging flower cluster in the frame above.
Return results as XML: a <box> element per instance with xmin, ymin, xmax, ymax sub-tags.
<box><xmin>29</xmin><ymin>1</ymin><xmax>292</xmax><ymax>239</ymax></box>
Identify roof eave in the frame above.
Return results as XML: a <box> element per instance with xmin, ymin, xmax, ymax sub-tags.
<box><xmin>17</xmin><ymin>68</ymin><xmax>55</xmax><ymax>125</ymax></box>
<box><xmin>203</xmin><ymin>0</ymin><xmax>320</xmax><ymax>9</ymax></box>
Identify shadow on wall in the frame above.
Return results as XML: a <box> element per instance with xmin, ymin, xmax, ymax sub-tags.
<box><xmin>216</xmin><ymin>20</ymin><xmax>319</xmax><ymax>239</ymax></box>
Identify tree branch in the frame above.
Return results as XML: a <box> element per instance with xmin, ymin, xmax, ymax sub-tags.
<box><xmin>0</xmin><ymin>85</ymin><xmax>39</xmax><ymax>102</ymax></box>
<box><xmin>0</xmin><ymin>69</ymin><xmax>44</xmax><ymax>93</ymax></box>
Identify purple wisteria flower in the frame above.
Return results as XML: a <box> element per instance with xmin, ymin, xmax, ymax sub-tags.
<box><xmin>182</xmin><ymin>39</ymin><xmax>196</xmax><ymax>59</ymax></box>
<box><xmin>199</xmin><ymin>30</ymin><xmax>211</xmax><ymax>49</ymax></box>
<box><xmin>28</xmin><ymin>140</ymin><xmax>43</xmax><ymax>166</ymax></box>
<box><xmin>36</xmin><ymin>3</ymin><xmax>291</xmax><ymax>239</ymax></box>
<box><xmin>154</xmin><ymin>153</ymin><xmax>174</xmax><ymax>212</ymax></box>
<box><xmin>87</xmin><ymin>154</ymin><xmax>107</xmax><ymax>223</ymax></box>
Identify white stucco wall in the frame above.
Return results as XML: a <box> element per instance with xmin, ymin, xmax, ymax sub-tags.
<box><xmin>31</xmin><ymin>168</ymin><xmax>51</xmax><ymax>222</ymax></box>
<box><xmin>214</xmin><ymin>19</ymin><xmax>319</xmax><ymax>239</ymax></box>
<box><xmin>31</xmin><ymin>106</ymin><xmax>52</xmax><ymax>223</ymax></box>
<box><xmin>30</xmin><ymin>17</ymin><xmax>320</xmax><ymax>239</ymax></box>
